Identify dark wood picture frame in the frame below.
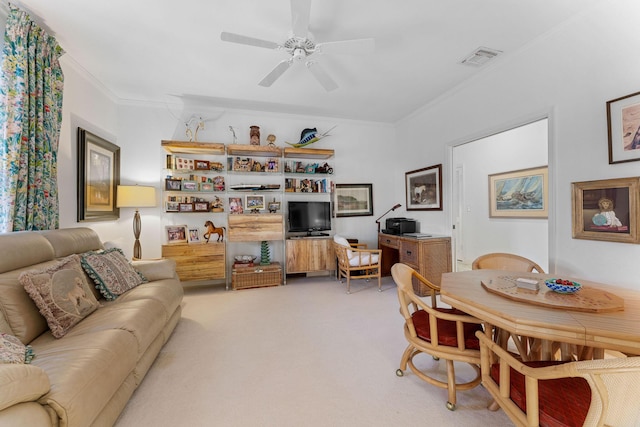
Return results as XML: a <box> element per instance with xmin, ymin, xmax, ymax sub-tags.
<box><xmin>607</xmin><ymin>90</ymin><xmax>640</xmax><ymax>164</ymax></box>
<box><xmin>335</xmin><ymin>183</ymin><xmax>374</xmax><ymax>217</ymax></box>
<box><xmin>77</xmin><ymin>127</ymin><xmax>120</xmax><ymax>222</ymax></box>
<box><xmin>405</xmin><ymin>164</ymin><xmax>442</xmax><ymax>211</ymax></box>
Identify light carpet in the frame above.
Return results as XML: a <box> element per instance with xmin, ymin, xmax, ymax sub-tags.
<box><xmin>116</xmin><ymin>275</ymin><xmax>513</xmax><ymax>426</ymax></box>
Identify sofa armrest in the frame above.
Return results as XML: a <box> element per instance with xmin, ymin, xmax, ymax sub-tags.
<box><xmin>0</xmin><ymin>364</ymin><xmax>50</xmax><ymax>411</ymax></box>
<box><xmin>131</xmin><ymin>258</ymin><xmax>178</xmax><ymax>282</ymax></box>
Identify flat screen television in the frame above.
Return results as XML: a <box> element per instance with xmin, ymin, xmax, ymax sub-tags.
<box><xmin>288</xmin><ymin>201</ymin><xmax>332</xmax><ymax>235</ymax></box>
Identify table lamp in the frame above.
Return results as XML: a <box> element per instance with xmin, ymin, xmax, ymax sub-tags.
<box><xmin>376</xmin><ymin>203</ymin><xmax>402</xmax><ymax>233</ymax></box>
<box><xmin>117</xmin><ymin>185</ymin><xmax>157</xmax><ymax>259</ymax></box>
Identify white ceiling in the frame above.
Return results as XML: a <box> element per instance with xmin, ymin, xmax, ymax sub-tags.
<box><xmin>13</xmin><ymin>0</ymin><xmax>601</xmax><ymax>123</ymax></box>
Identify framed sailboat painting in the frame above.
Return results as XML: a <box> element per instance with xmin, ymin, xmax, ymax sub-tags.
<box><xmin>488</xmin><ymin>166</ymin><xmax>548</xmax><ymax>218</ymax></box>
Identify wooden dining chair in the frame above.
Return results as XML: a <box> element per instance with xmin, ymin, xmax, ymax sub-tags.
<box><xmin>391</xmin><ymin>263</ymin><xmax>485</xmax><ymax>410</ymax></box>
<box><xmin>476</xmin><ymin>330</ymin><xmax>640</xmax><ymax>427</ymax></box>
<box><xmin>472</xmin><ymin>252</ymin><xmax>546</xmax><ymax>359</ymax></box>
<box><xmin>333</xmin><ymin>235</ymin><xmax>382</xmax><ymax>294</ymax></box>
<box><xmin>472</xmin><ymin>252</ymin><xmax>545</xmax><ymax>274</ymax></box>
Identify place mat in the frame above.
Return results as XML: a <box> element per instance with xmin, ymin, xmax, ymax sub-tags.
<box><xmin>481</xmin><ymin>275</ymin><xmax>624</xmax><ymax>313</ymax></box>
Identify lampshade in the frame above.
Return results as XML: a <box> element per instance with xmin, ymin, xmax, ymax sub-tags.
<box><xmin>117</xmin><ymin>185</ymin><xmax>157</xmax><ymax>208</ymax></box>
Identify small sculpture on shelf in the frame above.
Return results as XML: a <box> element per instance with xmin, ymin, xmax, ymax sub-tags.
<box><xmin>250</xmin><ymin>125</ymin><xmax>260</xmax><ymax>145</ymax></box>
<box><xmin>203</xmin><ymin>221</ymin><xmax>225</xmax><ymax>242</ymax></box>
<box><xmin>266</xmin><ymin>134</ymin><xmax>276</xmax><ymax>147</ymax></box>
<box><xmin>260</xmin><ymin>240</ymin><xmax>271</xmax><ymax>265</ymax></box>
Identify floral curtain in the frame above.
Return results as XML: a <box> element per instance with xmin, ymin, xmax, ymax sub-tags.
<box><xmin>0</xmin><ymin>5</ymin><xmax>64</xmax><ymax>232</ymax></box>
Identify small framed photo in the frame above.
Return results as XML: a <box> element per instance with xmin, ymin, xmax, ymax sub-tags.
<box><xmin>165</xmin><ymin>178</ymin><xmax>182</xmax><ymax>191</ymax></box>
<box><xmin>335</xmin><ymin>184</ymin><xmax>373</xmax><ymax>217</ymax></box>
<box><xmin>229</xmin><ymin>197</ymin><xmax>244</xmax><ymax>214</ymax></box>
<box><xmin>268</xmin><ymin>201</ymin><xmax>281</xmax><ymax>213</ymax></box>
<box><xmin>179</xmin><ymin>203</ymin><xmax>194</xmax><ymax>212</ymax></box>
<box><xmin>488</xmin><ymin>166</ymin><xmax>548</xmax><ymax>218</ymax></box>
<box><xmin>181</xmin><ymin>180</ymin><xmax>198</xmax><ymax>191</ymax></box>
<box><xmin>188</xmin><ymin>227</ymin><xmax>201</xmax><ymax>243</ymax></box>
<box><xmin>165</xmin><ymin>225</ymin><xmax>188</xmax><ymax>244</ymax></box>
<box><xmin>245</xmin><ymin>194</ymin><xmax>265</xmax><ymax>211</ymax></box>
<box><xmin>265</xmin><ymin>158</ymin><xmax>279</xmax><ymax>172</ymax></box>
<box><xmin>200</xmin><ymin>182</ymin><xmax>214</xmax><ymax>192</ymax></box>
<box><xmin>572</xmin><ymin>177</ymin><xmax>640</xmax><ymax>243</ymax></box>
<box><xmin>194</xmin><ymin>159</ymin><xmax>210</xmax><ymax>170</ymax></box>
<box><xmin>405</xmin><ymin>164</ymin><xmax>442</xmax><ymax>211</ymax></box>
<box><xmin>165</xmin><ymin>201</ymin><xmax>180</xmax><ymax>212</ymax></box>
<box><xmin>194</xmin><ymin>201</ymin><xmax>209</xmax><ymax>212</ymax></box>
<box><xmin>607</xmin><ymin>90</ymin><xmax>640</xmax><ymax>164</ymax></box>
<box><xmin>175</xmin><ymin>157</ymin><xmax>194</xmax><ymax>170</ymax></box>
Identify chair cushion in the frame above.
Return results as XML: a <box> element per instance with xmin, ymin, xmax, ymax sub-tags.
<box><xmin>411</xmin><ymin>309</ymin><xmax>482</xmax><ymax>350</ymax></box>
<box><xmin>348</xmin><ymin>253</ymin><xmax>379</xmax><ymax>266</ymax></box>
<box><xmin>490</xmin><ymin>361</ymin><xmax>591</xmax><ymax>427</ymax></box>
<box><xmin>333</xmin><ymin>235</ymin><xmax>353</xmax><ymax>258</ymax></box>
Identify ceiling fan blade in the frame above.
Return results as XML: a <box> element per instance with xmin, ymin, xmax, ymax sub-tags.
<box><xmin>291</xmin><ymin>0</ymin><xmax>311</xmax><ymax>38</ymax></box>
<box><xmin>315</xmin><ymin>38</ymin><xmax>375</xmax><ymax>55</ymax></box>
<box><xmin>220</xmin><ymin>32</ymin><xmax>280</xmax><ymax>50</ymax></box>
<box><xmin>306</xmin><ymin>61</ymin><xmax>338</xmax><ymax>92</ymax></box>
<box><xmin>259</xmin><ymin>60</ymin><xmax>293</xmax><ymax>87</ymax></box>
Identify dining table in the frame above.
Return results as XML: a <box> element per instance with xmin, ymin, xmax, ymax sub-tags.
<box><xmin>440</xmin><ymin>270</ymin><xmax>640</xmax><ymax>360</ymax></box>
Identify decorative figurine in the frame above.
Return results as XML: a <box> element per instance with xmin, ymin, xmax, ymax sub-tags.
<box><xmin>266</xmin><ymin>134</ymin><xmax>276</xmax><ymax>147</ymax></box>
<box><xmin>250</xmin><ymin>125</ymin><xmax>260</xmax><ymax>145</ymax></box>
<box><xmin>203</xmin><ymin>221</ymin><xmax>226</xmax><ymax>242</ymax></box>
<box><xmin>285</xmin><ymin>125</ymin><xmax>337</xmax><ymax>148</ymax></box>
<box><xmin>229</xmin><ymin>126</ymin><xmax>237</xmax><ymax>144</ymax></box>
<box><xmin>260</xmin><ymin>240</ymin><xmax>271</xmax><ymax>265</ymax></box>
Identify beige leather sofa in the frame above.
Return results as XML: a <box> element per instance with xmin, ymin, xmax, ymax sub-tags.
<box><xmin>0</xmin><ymin>228</ymin><xmax>183</xmax><ymax>426</ymax></box>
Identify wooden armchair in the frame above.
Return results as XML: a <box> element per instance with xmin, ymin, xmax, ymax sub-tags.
<box><xmin>476</xmin><ymin>331</ymin><xmax>640</xmax><ymax>426</ymax></box>
<box><xmin>333</xmin><ymin>235</ymin><xmax>381</xmax><ymax>294</ymax></box>
<box><xmin>472</xmin><ymin>253</ymin><xmax>545</xmax><ymax>274</ymax></box>
<box><xmin>391</xmin><ymin>263</ymin><xmax>485</xmax><ymax>410</ymax></box>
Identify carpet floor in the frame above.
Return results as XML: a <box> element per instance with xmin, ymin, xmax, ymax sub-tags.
<box><xmin>116</xmin><ymin>275</ymin><xmax>513</xmax><ymax>426</ymax></box>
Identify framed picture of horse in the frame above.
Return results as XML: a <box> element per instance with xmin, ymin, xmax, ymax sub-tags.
<box><xmin>405</xmin><ymin>164</ymin><xmax>442</xmax><ymax>211</ymax></box>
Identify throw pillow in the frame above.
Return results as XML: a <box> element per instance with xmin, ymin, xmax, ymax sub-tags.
<box><xmin>0</xmin><ymin>333</ymin><xmax>34</xmax><ymax>364</ymax></box>
<box><xmin>81</xmin><ymin>248</ymin><xmax>148</xmax><ymax>301</ymax></box>
<box><xmin>20</xmin><ymin>255</ymin><xmax>100</xmax><ymax>338</ymax></box>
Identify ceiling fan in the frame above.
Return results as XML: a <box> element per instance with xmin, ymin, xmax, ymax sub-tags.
<box><xmin>220</xmin><ymin>0</ymin><xmax>375</xmax><ymax>92</ymax></box>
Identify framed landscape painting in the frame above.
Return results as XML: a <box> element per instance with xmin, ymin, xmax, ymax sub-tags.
<box><xmin>335</xmin><ymin>183</ymin><xmax>373</xmax><ymax>217</ymax></box>
<box><xmin>405</xmin><ymin>164</ymin><xmax>442</xmax><ymax>211</ymax></box>
<box><xmin>572</xmin><ymin>177</ymin><xmax>640</xmax><ymax>243</ymax></box>
<box><xmin>488</xmin><ymin>166</ymin><xmax>548</xmax><ymax>218</ymax></box>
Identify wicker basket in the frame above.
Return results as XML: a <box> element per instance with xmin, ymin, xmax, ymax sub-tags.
<box><xmin>232</xmin><ymin>262</ymin><xmax>282</xmax><ymax>290</ymax></box>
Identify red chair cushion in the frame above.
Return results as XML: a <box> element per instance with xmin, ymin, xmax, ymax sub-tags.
<box><xmin>411</xmin><ymin>309</ymin><xmax>482</xmax><ymax>350</ymax></box>
<box><xmin>490</xmin><ymin>361</ymin><xmax>591</xmax><ymax>427</ymax></box>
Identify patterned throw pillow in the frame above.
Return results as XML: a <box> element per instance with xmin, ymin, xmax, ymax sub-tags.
<box><xmin>81</xmin><ymin>248</ymin><xmax>148</xmax><ymax>301</ymax></box>
<box><xmin>20</xmin><ymin>255</ymin><xmax>100</xmax><ymax>338</ymax></box>
<box><xmin>0</xmin><ymin>333</ymin><xmax>34</xmax><ymax>364</ymax></box>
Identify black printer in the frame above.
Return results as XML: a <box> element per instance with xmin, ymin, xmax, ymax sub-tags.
<box><xmin>382</xmin><ymin>217</ymin><xmax>416</xmax><ymax>235</ymax></box>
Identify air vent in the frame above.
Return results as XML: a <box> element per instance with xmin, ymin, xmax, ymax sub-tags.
<box><xmin>461</xmin><ymin>47</ymin><xmax>502</xmax><ymax>66</ymax></box>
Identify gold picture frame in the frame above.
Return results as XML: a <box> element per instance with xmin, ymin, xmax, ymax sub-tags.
<box><xmin>488</xmin><ymin>166</ymin><xmax>548</xmax><ymax>218</ymax></box>
<box><xmin>572</xmin><ymin>177</ymin><xmax>640</xmax><ymax>243</ymax></box>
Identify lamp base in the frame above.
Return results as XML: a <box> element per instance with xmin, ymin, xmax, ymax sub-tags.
<box><xmin>133</xmin><ymin>210</ymin><xmax>142</xmax><ymax>259</ymax></box>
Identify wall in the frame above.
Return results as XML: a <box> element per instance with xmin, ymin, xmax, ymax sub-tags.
<box><xmin>397</xmin><ymin>0</ymin><xmax>640</xmax><ymax>288</ymax></box>
<box><xmin>453</xmin><ymin>119</ymin><xmax>548</xmax><ymax>271</ymax></box>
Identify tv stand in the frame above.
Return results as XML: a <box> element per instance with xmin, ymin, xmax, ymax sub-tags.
<box><xmin>286</xmin><ymin>236</ymin><xmax>335</xmax><ymax>274</ymax></box>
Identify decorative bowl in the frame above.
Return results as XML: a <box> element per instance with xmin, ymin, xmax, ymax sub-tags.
<box><xmin>545</xmin><ymin>278</ymin><xmax>582</xmax><ymax>294</ymax></box>
<box><xmin>234</xmin><ymin>255</ymin><xmax>257</xmax><ymax>263</ymax></box>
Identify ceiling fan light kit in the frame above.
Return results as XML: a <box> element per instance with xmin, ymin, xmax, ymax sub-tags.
<box><xmin>220</xmin><ymin>0</ymin><xmax>374</xmax><ymax>92</ymax></box>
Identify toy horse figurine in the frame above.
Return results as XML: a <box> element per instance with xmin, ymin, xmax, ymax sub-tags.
<box><xmin>285</xmin><ymin>125</ymin><xmax>337</xmax><ymax>148</ymax></box>
<box><xmin>203</xmin><ymin>221</ymin><xmax>226</xmax><ymax>242</ymax></box>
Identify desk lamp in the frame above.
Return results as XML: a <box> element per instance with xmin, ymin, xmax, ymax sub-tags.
<box><xmin>376</xmin><ymin>203</ymin><xmax>402</xmax><ymax>233</ymax></box>
<box><xmin>116</xmin><ymin>185</ymin><xmax>157</xmax><ymax>259</ymax></box>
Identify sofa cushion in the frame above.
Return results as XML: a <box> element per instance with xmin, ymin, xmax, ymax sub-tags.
<box><xmin>0</xmin><ymin>276</ymin><xmax>49</xmax><ymax>343</ymax></box>
<box><xmin>38</xmin><ymin>227</ymin><xmax>103</xmax><ymax>258</ymax></box>
<box><xmin>30</xmin><ymin>329</ymin><xmax>138</xmax><ymax>427</ymax></box>
<box><xmin>116</xmin><ymin>279</ymin><xmax>184</xmax><ymax>318</ymax></box>
<box><xmin>81</xmin><ymin>248</ymin><xmax>147</xmax><ymax>301</ymax></box>
<box><xmin>0</xmin><ymin>334</ymin><xmax>34</xmax><ymax>364</ymax></box>
<box><xmin>20</xmin><ymin>255</ymin><xmax>100</xmax><ymax>338</ymax></box>
<box><xmin>0</xmin><ymin>364</ymin><xmax>50</xmax><ymax>412</ymax></box>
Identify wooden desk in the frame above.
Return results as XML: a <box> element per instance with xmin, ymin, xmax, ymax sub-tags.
<box><xmin>440</xmin><ymin>270</ymin><xmax>640</xmax><ymax>357</ymax></box>
<box><xmin>378</xmin><ymin>233</ymin><xmax>451</xmax><ymax>291</ymax></box>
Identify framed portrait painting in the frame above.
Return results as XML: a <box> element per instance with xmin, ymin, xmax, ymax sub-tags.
<box><xmin>488</xmin><ymin>166</ymin><xmax>548</xmax><ymax>218</ymax></box>
<box><xmin>77</xmin><ymin>127</ymin><xmax>120</xmax><ymax>222</ymax></box>
<box><xmin>572</xmin><ymin>177</ymin><xmax>640</xmax><ymax>244</ymax></box>
<box><xmin>335</xmin><ymin>184</ymin><xmax>373</xmax><ymax>217</ymax></box>
<box><xmin>405</xmin><ymin>164</ymin><xmax>442</xmax><ymax>211</ymax></box>
<box><xmin>607</xmin><ymin>91</ymin><xmax>640</xmax><ymax>164</ymax></box>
